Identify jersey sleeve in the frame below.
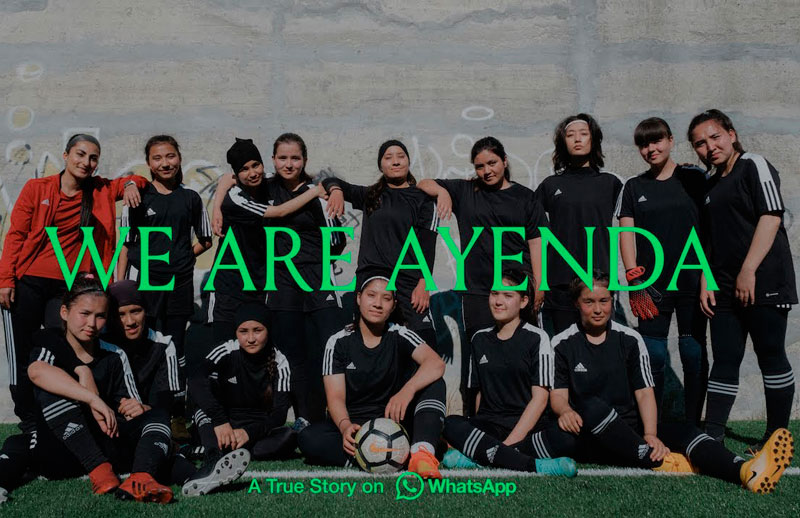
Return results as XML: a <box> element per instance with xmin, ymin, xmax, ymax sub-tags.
<box><xmin>110</xmin><ymin>174</ymin><xmax>149</xmax><ymax>200</ymax></box>
<box><xmin>29</xmin><ymin>330</ymin><xmax>82</xmax><ymax>374</ymax></box>
<box><xmin>148</xmin><ymin>341</ymin><xmax>184</xmax><ymax>411</ymax></box>
<box><xmin>415</xmin><ymin>195</ymin><xmax>439</xmax><ymax>276</ymax></box>
<box><xmin>616</xmin><ymin>178</ymin><xmax>636</xmax><ymax>219</ymax></box>
<box><xmin>106</xmin><ymin>348</ymin><xmax>143</xmax><ymax>405</ymax></box>
<box><xmin>743</xmin><ymin>154</ymin><xmax>785</xmax><ymax>215</ymax></box>
<box><xmin>0</xmin><ymin>180</ymin><xmax>36</xmax><ymax>288</ymax></box>
<box><xmin>188</xmin><ymin>342</ymin><xmax>231</xmax><ymax>425</ymax></box>
<box><xmin>467</xmin><ymin>343</ymin><xmax>480</xmax><ymax>389</ymax></box>
<box><xmin>612</xmin><ymin>175</ymin><xmax>623</xmax><ymax>203</ymax></box>
<box><xmin>392</xmin><ymin>324</ymin><xmax>424</xmax><ymax>359</ymax></box>
<box><xmin>434</xmin><ymin>179</ymin><xmax>468</xmax><ymax>213</ymax></box>
<box><xmin>191</xmin><ymin>191</ymin><xmax>213</xmax><ymax>241</ymax></box>
<box><xmin>528</xmin><ymin>328</ymin><xmax>554</xmax><ymax>388</ymax></box>
<box><xmin>322</xmin><ymin>331</ymin><xmax>348</xmax><ymax>376</ymax></box>
<box><xmin>524</xmin><ymin>188</ymin><xmax>547</xmax><ymax>240</ymax></box>
<box><xmin>222</xmin><ymin>187</ymin><xmax>269</xmax><ymax>224</ymax></box>
<box><xmin>322</xmin><ymin>177</ymin><xmax>368</xmax><ymax>211</ymax></box>
<box><xmin>623</xmin><ymin>330</ymin><xmax>655</xmax><ymax>391</ymax></box>
<box><xmin>533</xmin><ymin>179</ymin><xmax>551</xmax><ymax>214</ymax></box>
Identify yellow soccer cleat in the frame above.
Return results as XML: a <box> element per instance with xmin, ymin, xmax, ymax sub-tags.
<box><xmin>652</xmin><ymin>452</ymin><xmax>698</xmax><ymax>474</ymax></box>
<box><xmin>409</xmin><ymin>446</ymin><xmax>442</xmax><ymax>480</ymax></box>
<box><xmin>740</xmin><ymin>428</ymin><xmax>794</xmax><ymax>494</ymax></box>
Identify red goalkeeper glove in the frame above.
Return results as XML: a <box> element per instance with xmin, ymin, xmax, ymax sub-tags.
<box><xmin>626</xmin><ymin>266</ymin><xmax>662</xmax><ymax>320</ymax></box>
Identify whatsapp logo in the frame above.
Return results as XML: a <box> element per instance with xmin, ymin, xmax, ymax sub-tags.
<box><xmin>395</xmin><ymin>471</ymin><xmax>424</xmax><ymax>501</ymax></box>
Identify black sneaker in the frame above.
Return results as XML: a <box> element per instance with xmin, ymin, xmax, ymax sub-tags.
<box><xmin>182</xmin><ymin>448</ymin><xmax>250</xmax><ymax>497</ymax></box>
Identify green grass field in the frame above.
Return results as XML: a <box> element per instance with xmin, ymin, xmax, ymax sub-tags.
<box><xmin>0</xmin><ymin>421</ymin><xmax>797</xmax><ymax>518</ymax></box>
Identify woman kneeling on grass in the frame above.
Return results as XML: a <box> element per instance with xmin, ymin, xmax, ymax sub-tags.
<box><xmin>441</xmin><ymin>267</ymin><xmax>576</xmax><ymax>476</ymax></box>
<box><xmin>528</xmin><ymin>271</ymin><xmax>792</xmax><ymax>493</ymax></box>
<box><xmin>298</xmin><ymin>274</ymin><xmax>447</xmax><ymax>479</ymax></box>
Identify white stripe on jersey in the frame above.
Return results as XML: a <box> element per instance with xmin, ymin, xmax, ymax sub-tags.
<box><xmin>150</xmin><ymin>329</ymin><xmax>182</xmax><ymax>393</ymax></box>
<box><xmin>550</xmin><ymin>324</ymin><xmax>581</xmax><ymax>349</ymax></box>
<box><xmin>100</xmin><ymin>340</ymin><xmax>142</xmax><ymax>403</ymax></box>
<box><xmin>322</xmin><ymin>327</ymin><xmax>355</xmax><ymax>376</ymax></box>
<box><xmin>610</xmin><ymin>321</ymin><xmax>655</xmax><ymax>388</ymax></box>
<box><xmin>389</xmin><ymin>323</ymin><xmax>424</xmax><ymax>348</ymax></box>
<box><xmin>2</xmin><ymin>309</ymin><xmax>15</xmax><ymax>385</ymax></box>
<box><xmin>229</xmin><ymin>186</ymin><xmax>270</xmax><ymax>216</ymax></box>
<box><xmin>523</xmin><ymin>322</ymin><xmax>553</xmax><ymax>388</ymax></box>
<box><xmin>275</xmin><ymin>348</ymin><xmax>292</xmax><ymax>392</ymax></box>
<box><xmin>470</xmin><ymin>326</ymin><xmax>493</xmax><ymax>344</ymax></box>
<box><xmin>207</xmin><ymin>292</ymin><xmax>216</xmax><ymax>323</ymax></box>
<box><xmin>614</xmin><ymin>176</ymin><xmax>635</xmax><ymax>219</ymax></box>
<box><xmin>428</xmin><ymin>202</ymin><xmax>439</xmax><ymax>231</ymax></box>
<box><xmin>121</xmin><ymin>205</ymin><xmax>132</xmax><ymax>243</ymax></box>
<box><xmin>742</xmin><ymin>153</ymin><xmax>783</xmax><ymax>212</ymax></box>
<box><xmin>207</xmin><ymin>339</ymin><xmax>240</xmax><ymax>364</ymax></box>
<box><xmin>195</xmin><ymin>203</ymin><xmax>212</xmax><ymax>240</ymax></box>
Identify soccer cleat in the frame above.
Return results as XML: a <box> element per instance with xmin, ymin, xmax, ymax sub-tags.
<box><xmin>291</xmin><ymin>417</ymin><xmax>310</xmax><ymax>434</ymax></box>
<box><xmin>182</xmin><ymin>448</ymin><xmax>251</xmax><ymax>497</ymax></box>
<box><xmin>740</xmin><ymin>428</ymin><xmax>794</xmax><ymax>494</ymax></box>
<box><xmin>88</xmin><ymin>462</ymin><xmax>120</xmax><ymax>495</ymax></box>
<box><xmin>535</xmin><ymin>457</ymin><xmax>578</xmax><ymax>478</ymax></box>
<box><xmin>652</xmin><ymin>453</ymin><xmax>698</xmax><ymax>474</ymax></box>
<box><xmin>408</xmin><ymin>446</ymin><xmax>442</xmax><ymax>479</ymax></box>
<box><xmin>442</xmin><ymin>448</ymin><xmax>479</xmax><ymax>469</ymax></box>
<box><xmin>0</xmin><ymin>487</ymin><xmax>8</xmax><ymax>504</ymax></box>
<box><xmin>115</xmin><ymin>472</ymin><xmax>174</xmax><ymax>503</ymax></box>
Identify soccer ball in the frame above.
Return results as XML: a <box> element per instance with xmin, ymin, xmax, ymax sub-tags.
<box><xmin>354</xmin><ymin>418</ymin><xmax>410</xmax><ymax>474</ymax></box>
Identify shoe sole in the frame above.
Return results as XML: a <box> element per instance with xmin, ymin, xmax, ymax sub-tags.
<box><xmin>744</xmin><ymin>428</ymin><xmax>794</xmax><ymax>494</ymax></box>
<box><xmin>115</xmin><ymin>486</ymin><xmax>174</xmax><ymax>504</ymax></box>
<box><xmin>182</xmin><ymin>449</ymin><xmax>251</xmax><ymax>497</ymax></box>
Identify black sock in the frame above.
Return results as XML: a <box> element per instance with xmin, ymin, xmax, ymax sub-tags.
<box><xmin>685</xmin><ymin>432</ymin><xmax>743</xmax><ymax>484</ymax></box>
<box><xmin>763</xmin><ymin>371</ymin><xmax>795</xmax><ymax>436</ymax></box>
<box><xmin>443</xmin><ymin>416</ymin><xmax>534</xmax><ymax>472</ymax></box>
<box><xmin>705</xmin><ymin>379</ymin><xmax>738</xmax><ymax>441</ymax></box>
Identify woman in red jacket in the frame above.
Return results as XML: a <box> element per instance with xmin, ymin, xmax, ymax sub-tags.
<box><xmin>0</xmin><ymin>134</ymin><xmax>146</xmax><ymax>433</ymax></box>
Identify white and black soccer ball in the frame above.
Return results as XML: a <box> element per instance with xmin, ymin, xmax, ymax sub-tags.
<box><xmin>354</xmin><ymin>418</ymin><xmax>410</xmax><ymax>474</ymax></box>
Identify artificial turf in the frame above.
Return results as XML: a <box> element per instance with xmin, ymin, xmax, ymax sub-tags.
<box><xmin>0</xmin><ymin>421</ymin><xmax>797</xmax><ymax>518</ymax></box>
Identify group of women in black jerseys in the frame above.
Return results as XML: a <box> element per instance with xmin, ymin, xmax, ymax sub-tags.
<box><xmin>0</xmin><ymin>108</ymin><xmax>796</xmax><ymax>504</ymax></box>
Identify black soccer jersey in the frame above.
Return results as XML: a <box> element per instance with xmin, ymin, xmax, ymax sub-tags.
<box><xmin>211</xmin><ymin>182</ymin><xmax>272</xmax><ymax>293</ymax></box>
<box><xmin>616</xmin><ymin>166</ymin><xmax>707</xmax><ymax>293</ymax></box>
<box><xmin>552</xmin><ymin>321</ymin><xmax>654</xmax><ymax>426</ymax></box>
<box><xmin>189</xmin><ymin>340</ymin><xmax>291</xmax><ymax>441</ymax></box>
<box><xmin>113</xmin><ymin>328</ymin><xmax>183</xmax><ymax>411</ymax></box>
<box><xmin>322</xmin><ymin>178</ymin><xmax>438</xmax><ymax>287</ymax></box>
<box><xmin>435</xmin><ymin>179</ymin><xmax>546</xmax><ymax>295</ymax></box>
<box><xmin>535</xmin><ymin>168</ymin><xmax>623</xmax><ymax>287</ymax></box>
<box><xmin>322</xmin><ymin>323</ymin><xmax>423</xmax><ymax>420</ymax></box>
<box><xmin>122</xmin><ymin>183</ymin><xmax>211</xmax><ymax>281</ymax></box>
<box><xmin>467</xmin><ymin>322</ymin><xmax>553</xmax><ymax>419</ymax></box>
<box><xmin>703</xmin><ymin>153</ymin><xmax>797</xmax><ymax>307</ymax></box>
<box><xmin>29</xmin><ymin>329</ymin><xmax>141</xmax><ymax>410</ymax></box>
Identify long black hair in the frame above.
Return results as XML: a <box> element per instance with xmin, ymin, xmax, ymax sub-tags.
<box><xmin>552</xmin><ymin>114</ymin><xmax>605</xmax><ymax>173</ymax></box>
<box><xmin>145</xmin><ymin>134</ymin><xmax>183</xmax><ymax>185</ymax></box>
<box><xmin>470</xmin><ymin>136</ymin><xmax>511</xmax><ymax>188</ymax></box>
<box><xmin>273</xmin><ymin>133</ymin><xmax>313</xmax><ymax>184</ymax></box>
<box><xmin>365</xmin><ymin>140</ymin><xmax>416</xmax><ymax>216</ymax></box>
<box><xmin>65</xmin><ymin>134</ymin><xmax>101</xmax><ymax>228</ymax></box>
<box><xmin>61</xmin><ymin>272</ymin><xmax>108</xmax><ymax>332</ymax></box>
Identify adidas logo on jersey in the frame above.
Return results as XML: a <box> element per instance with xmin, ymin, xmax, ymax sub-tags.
<box><xmin>704</xmin><ymin>196</ymin><xmax>710</xmax><ymax>205</ymax></box>
<box><xmin>146</xmin><ymin>207</ymin><xmax>157</xmax><ymax>217</ymax></box>
<box><xmin>479</xmin><ymin>355</ymin><xmax>488</xmax><ymax>364</ymax></box>
<box><xmin>422</xmin><ymin>315</ymin><xmax>431</xmax><ymax>323</ymax></box>
<box><xmin>486</xmin><ymin>445</ymin><xmax>499</xmax><ymax>464</ymax></box>
<box><xmin>574</xmin><ymin>363</ymin><xmax>587</xmax><ymax>373</ymax></box>
<box><xmin>554</xmin><ymin>189</ymin><xmax>563</xmax><ymax>196</ymax></box>
<box><xmin>0</xmin><ymin>454</ymin><xmax>8</xmax><ymax>460</ymax></box>
<box><xmin>228</xmin><ymin>377</ymin><xmax>237</xmax><ymax>384</ymax></box>
<box><xmin>637</xmin><ymin>444</ymin><xmax>649</xmax><ymax>459</ymax></box>
<box><xmin>155</xmin><ymin>441</ymin><xmax>169</xmax><ymax>455</ymax></box>
<box><xmin>326</xmin><ymin>294</ymin><xmax>335</xmax><ymax>302</ymax></box>
<box><xmin>346</xmin><ymin>362</ymin><xmax>357</xmax><ymax>370</ymax></box>
<box><xmin>41</xmin><ymin>199</ymin><xmax>50</xmax><ymax>206</ymax></box>
<box><xmin>638</xmin><ymin>195</ymin><xmax>647</xmax><ymax>202</ymax></box>
<box><xmin>62</xmin><ymin>422</ymin><xmax>83</xmax><ymax>440</ymax></box>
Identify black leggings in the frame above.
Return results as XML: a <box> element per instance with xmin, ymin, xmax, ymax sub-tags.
<box><xmin>2</xmin><ymin>275</ymin><xmax>66</xmax><ymax>432</ymax></box>
<box><xmin>269</xmin><ymin>307</ymin><xmax>345</xmax><ymax>423</ymax></box>
<box><xmin>705</xmin><ymin>305</ymin><xmax>795</xmax><ymax>441</ymax></box>
<box><xmin>298</xmin><ymin>378</ymin><xmax>446</xmax><ymax>467</ymax></box>
<box><xmin>636</xmin><ymin>293</ymin><xmax>708</xmax><ymax>424</ymax></box>
<box><xmin>533</xmin><ymin>397</ymin><xmax>743</xmax><ymax>483</ymax></box>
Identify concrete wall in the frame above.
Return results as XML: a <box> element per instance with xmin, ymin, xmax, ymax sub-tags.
<box><xmin>1</xmin><ymin>0</ymin><xmax>798</xmax><ymax>422</ymax></box>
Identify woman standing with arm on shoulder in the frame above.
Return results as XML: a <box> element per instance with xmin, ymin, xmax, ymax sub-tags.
<box><xmin>416</xmin><ymin>136</ymin><xmax>546</xmax><ymax>415</ymax></box>
<box><xmin>689</xmin><ymin>109</ymin><xmax>796</xmax><ymax>449</ymax></box>
<box><xmin>535</xmin><ymin>114</ymin><xmax>622</xmax><ymax>335</ymax></box>
<box><xmin>0</xmin><ymin>134</ymin><xmax>145</xmax><ymax>433</ymax></box>
<box><xmin>616</xmin><ymin>118</ymin><xmax>708</xmax><ymax>424</ymax></box>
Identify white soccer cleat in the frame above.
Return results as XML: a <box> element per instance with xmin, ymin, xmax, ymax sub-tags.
<box><xmin>182</xmin><ymin>448</ymin><xmax>251</xmax><ymax>497</ymax></box>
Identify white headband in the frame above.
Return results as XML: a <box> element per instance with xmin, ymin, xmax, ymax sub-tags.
<box><xmin>565</xmin><ymin>119</ymin><xmax>589</xmax><ymax>131</ymax></box>
<box><xmin>360</xmin><ymin>275</ymin><xmax>393</xmax><ymax>292</ymax></box>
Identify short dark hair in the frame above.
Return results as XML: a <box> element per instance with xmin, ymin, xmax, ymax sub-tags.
<box><xmin>686</xmin><ymin>109</ymin><xmax>745</xmax><ymax>154</ymax></box>
<box><xmin>634</xmin><ymin>117</ymin><xmax>673</xmax><ymax>148</ymax></box>
<box><xmin>496</xmin><ymin>267</ymin><xmax>535</xmax><ymax>323</ymax></box>
<box><xmin>552</xmin><ymin>113</ymin><xmax>605</xmax><ymax>173</ymax></box>
<box><xmin>568</xmin><ymin>270</ymin><xmax>611</xmax><ymax>302</ymax></box>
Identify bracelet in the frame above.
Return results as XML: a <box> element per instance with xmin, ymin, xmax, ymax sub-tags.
<box><xmin>124</xmin><ymin>180</ymin><xmax>137</xmax><ymax>188</ymax></box>
<box><xmin>338</xmin><ymin>417</ymin><xmax>351</xmax><ymax>429</ymax></box>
